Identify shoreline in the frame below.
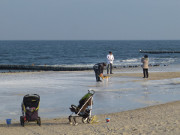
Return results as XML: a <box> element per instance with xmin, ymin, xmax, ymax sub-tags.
<box><xmin>0</xmin><ymin>69</ymin><xmax>180</xmax><ymax>134</ymax></box>
<box><xmin>0</xmin><ymin>100</ymin><xmax>180</xmax><ymax>134</ymax></box>
<box><xmin>2</xmin><ymin>69</ymin><xmax>180</xmax><ymax>80</ymax></box>
<box><xmin>0</xmin><ymin>63</ymin><xmax>163</xmax><ymax>72</ymax></box>
<box><xmin>109</xmin><ymin>71</ymin><xmax>180</xmax><ymax>80</ymax></box>
<box><xmin>0</xmin><ymin>63</ymin><xmax>179</xmax><ymax>73</ymax></box>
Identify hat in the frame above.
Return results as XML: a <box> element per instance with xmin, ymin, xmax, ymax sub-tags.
<box><xmin>144</xmin><ymin>55</ymin><xmax>148</xmax><ymax>58</ymax></box>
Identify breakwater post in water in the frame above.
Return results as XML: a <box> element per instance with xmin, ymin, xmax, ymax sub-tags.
<box><xmin>139</xmin><ymin>50</ymin><xmax>180</xmax><ymax>54</ymax></box>
<box><xmin>0</xmin><ymin>65</ymin><xmax>93</xmax><ymax>71</ymax></box>
<box><xmin>0</xmin><ymin>64</ymin><xmax>161</xmax><ymax>72</ymax></box>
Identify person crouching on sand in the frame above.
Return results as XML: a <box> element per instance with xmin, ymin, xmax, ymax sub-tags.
<box><xmin>93</xmin><ymin>63</ymin><xmax>106</xmax><ymax>82</ymax></box>
<box><xmin>141</xmin><ymin>55</ymin><xmax>149</xmax><ymax>78</ymax></box>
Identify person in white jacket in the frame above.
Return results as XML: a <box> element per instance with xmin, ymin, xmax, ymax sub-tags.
<box><xmin>107</xmin><ymin>51</ymin><xmax>114</xmax><ymax>74</ymax></box>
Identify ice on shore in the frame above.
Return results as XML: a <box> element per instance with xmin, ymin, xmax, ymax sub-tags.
<box><xmin>0</xmin><ymin>70</ymin><xmax>180</xmax><ymax>120</ymax></box>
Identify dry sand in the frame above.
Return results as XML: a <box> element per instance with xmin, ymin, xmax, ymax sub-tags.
<box><xmin>0</xmin><ymin>71</ymin><xmax>180</xmax><ymax>135</ymax></box>
<box><xmin>0</xmin><ymin>101</ymin><xmax>179</xmax><ymax>135</ymax></box>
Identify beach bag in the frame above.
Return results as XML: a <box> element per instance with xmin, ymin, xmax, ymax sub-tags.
<box><xmin>26</xmin><ymin>110</ymin><xmax>38</xmax><ymax>121</ymax></box>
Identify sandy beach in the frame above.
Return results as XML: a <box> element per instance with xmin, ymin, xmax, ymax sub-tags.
<box><xmin>110</xmin><ymin>71</ymin><xmax>180</xmax><ymax>80</ymax></box>
<box><xmin>0</xmin><ymin>101</ymin><xmax>179</xmax><ymax>135</ymax></box>
<box><xmin>0</xmin><ymin>70</ymin><xmax>180</xmax><ymax>134</ymax></box>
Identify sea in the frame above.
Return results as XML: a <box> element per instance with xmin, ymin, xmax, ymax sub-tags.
<box><xmin>0</xmin><ymin>40</ymin><xmax>180</xmax><ymax>67</ymax></box>
<box><xmin>0</xmin><ymin>40</ymin><xmax>180</xmax><ymax>120</ymax></box>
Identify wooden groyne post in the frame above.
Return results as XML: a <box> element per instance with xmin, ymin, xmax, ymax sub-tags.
<box><xmin>0</xmin><ymin>64</ymin><xmax>161</xmax><ymax>72</ymax></box>
<box><xmin>139</xmin><ymin>50</ymin><xmax>180</xmax><ymax>54</ymax></box>
<box><xmin>0</xmin><ymin>65</ymin><xmax>93</xmax><ymax>71</ymax></box>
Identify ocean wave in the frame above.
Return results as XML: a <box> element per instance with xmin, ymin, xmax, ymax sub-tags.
<box><xmin>160</xmin><ymin>58</ymin><xmax>176</xmax><ymax>64</ymax></box>
<box><xmin>121</xmin><ymin>58</ymin><xmax>139</xmax><ymax>63</ymax></box>
<box><xmin>115</xmin><ymin>57</ymin><xmax>177</xmax><ymax>66</ymax></box>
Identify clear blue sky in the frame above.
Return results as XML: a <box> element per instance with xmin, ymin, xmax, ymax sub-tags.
<box><xmin>0</xmin><ymin>0</ymin><xmax>180</xmax><ymax>40</ymax></box>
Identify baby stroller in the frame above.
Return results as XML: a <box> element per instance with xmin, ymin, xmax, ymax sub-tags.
<box><xmin>20</xmin><ymin>94</ymin><xmax>41</xmax><ymax>127</ymax></box>
<box><xmin>69</xmin><ymin>90</ymin><xmax>95</xmax><ymax>125</ymax></box>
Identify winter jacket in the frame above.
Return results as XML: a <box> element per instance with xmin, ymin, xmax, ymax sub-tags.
<box><xmin>93</xmin><ymin>63</ymin><xmax>104</xmax><ymax>75</ymax></box>
<box><xmin>141</xmin><ymin>58</ymin><xmax>149</xmax><ymax>69</ymax></box>
<box><xmin>107</xmin><ymin>54</ymin><xmax>114</xmax><ymax>64</ymax></box>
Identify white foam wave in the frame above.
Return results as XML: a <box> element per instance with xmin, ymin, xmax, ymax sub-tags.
<box><xmin>121</xmin><ymin>58</ymin><xmax>139</xmax><ymax>62</ymax></box>
<box><xmin>37</xmin><ymin>57</ymin><xmax>177</xmax><ymax>68</ymax></box>
<box><xmin>161</xmin><ymin>58</ymin><xmax>175</xmax><ymax>64</ymax></box>
<box><xmin>115</xmin><ymin>57</ymin><xmax>177</xmax><ymax>66</ymax></box>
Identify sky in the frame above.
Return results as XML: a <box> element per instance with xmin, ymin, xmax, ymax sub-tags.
<box><xmin>0</xmin><ymin>0</ymin><xmax>180</xmax><ymax>40</ymax></box>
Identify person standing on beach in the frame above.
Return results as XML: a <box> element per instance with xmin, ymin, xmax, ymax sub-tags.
<box><xmin>93</xmin><ymin>63</ymin><xmax>106</xmax><ymax>82</ymax></box>
<box><xmin>107</xmin><ymin>51</ymin><xmax>114</xmax><ymax>74</ymax></box>
<box><xmin>141</xmin><ymin>55</ymin><xmax>149</xmax><ymax>78</ymax></box>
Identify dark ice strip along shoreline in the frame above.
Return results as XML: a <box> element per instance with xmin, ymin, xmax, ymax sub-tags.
<box><xmin>0</xmin><ymin>64</ymin><xmax>161</xmax><ymax>72</ymax></box>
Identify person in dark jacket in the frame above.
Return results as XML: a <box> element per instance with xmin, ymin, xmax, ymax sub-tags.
<box><xmin>93</xmin><ymin>63</ymin><xmax>106</xmax><ymax>82</ymax></box>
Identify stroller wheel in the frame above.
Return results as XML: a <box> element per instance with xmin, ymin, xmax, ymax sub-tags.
<box><xmin>82</xmin><ymin>118</ymin><xmax>88</xmax><ymax>123</ymax></box>
<box><xmin>37</xmin><ymin>117</ymin><xmax>41</xmax><ymax>126</ymax></box>
<box><xmin>20</xmin><ymin>116</ymin><xmax>24</xmax><ymax>127</ymax></box>
<box><xmin>87</xmin><ymin>117</ymin><xmax>92</xmax><ymax>123</ymax></box>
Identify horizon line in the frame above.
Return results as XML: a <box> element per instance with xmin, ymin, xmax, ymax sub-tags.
<box><xmin>0</xmin><ymin>39</ymin><xmax>180</xmax><ymax>41</ymax></box>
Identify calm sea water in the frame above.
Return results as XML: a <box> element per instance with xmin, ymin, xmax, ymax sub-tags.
<box><xmin>0</xmin><ymin>40</ymin><xmax>180</xmax><ymax>67</ymax></box>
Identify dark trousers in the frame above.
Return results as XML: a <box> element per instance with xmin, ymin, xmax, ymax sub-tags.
<box><xmin>107</xmin><ymin>63</ymin><xmax>113</xmax><ymax>74</ymax></box>
<box><xmin>143</xmin><ymin>68</ymin><xmax>148</xmax><ymax>78</ymax></box>
<box><xmin>95</xmin><ymin>72</ymin><xmax>100</xmax><ymax>81</ymax></box>
<box><xmin>93</xmin><ymin>68</ymin><xmax>101</xmax><ymax>82</ymax></box>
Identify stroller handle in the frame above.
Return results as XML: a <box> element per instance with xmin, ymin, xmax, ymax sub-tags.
<box><xmin>88</xmin><ymin>89</ymin><xmax>95</xmax><ymax>95</ymax></box>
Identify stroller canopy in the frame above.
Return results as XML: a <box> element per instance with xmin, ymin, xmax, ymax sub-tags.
<box><xmin>23</xmin><ymin>94</ymin><xmax>40</xmax><ymax>108</ymax></box>
<box><xmin>78</xmin><ymin>92</ymin><xmax>93</xmax><ymax>108</ymax></box>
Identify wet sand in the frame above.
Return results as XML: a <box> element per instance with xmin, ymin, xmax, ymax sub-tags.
<box><xmin>110</xmin><ymin>71</ymin><xmax>180</xmax><ymax>80</ymax></box>
<box><xmin>0</xmin><ymin>71</ymin><xmax>180</xmax><ymax>135</ymax></box>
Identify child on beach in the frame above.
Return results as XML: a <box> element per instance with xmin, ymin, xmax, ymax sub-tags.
<box><xmin>141</xmin><ymin>55</ymin><xmax>149</xmax><ymax>78</ymax></box>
